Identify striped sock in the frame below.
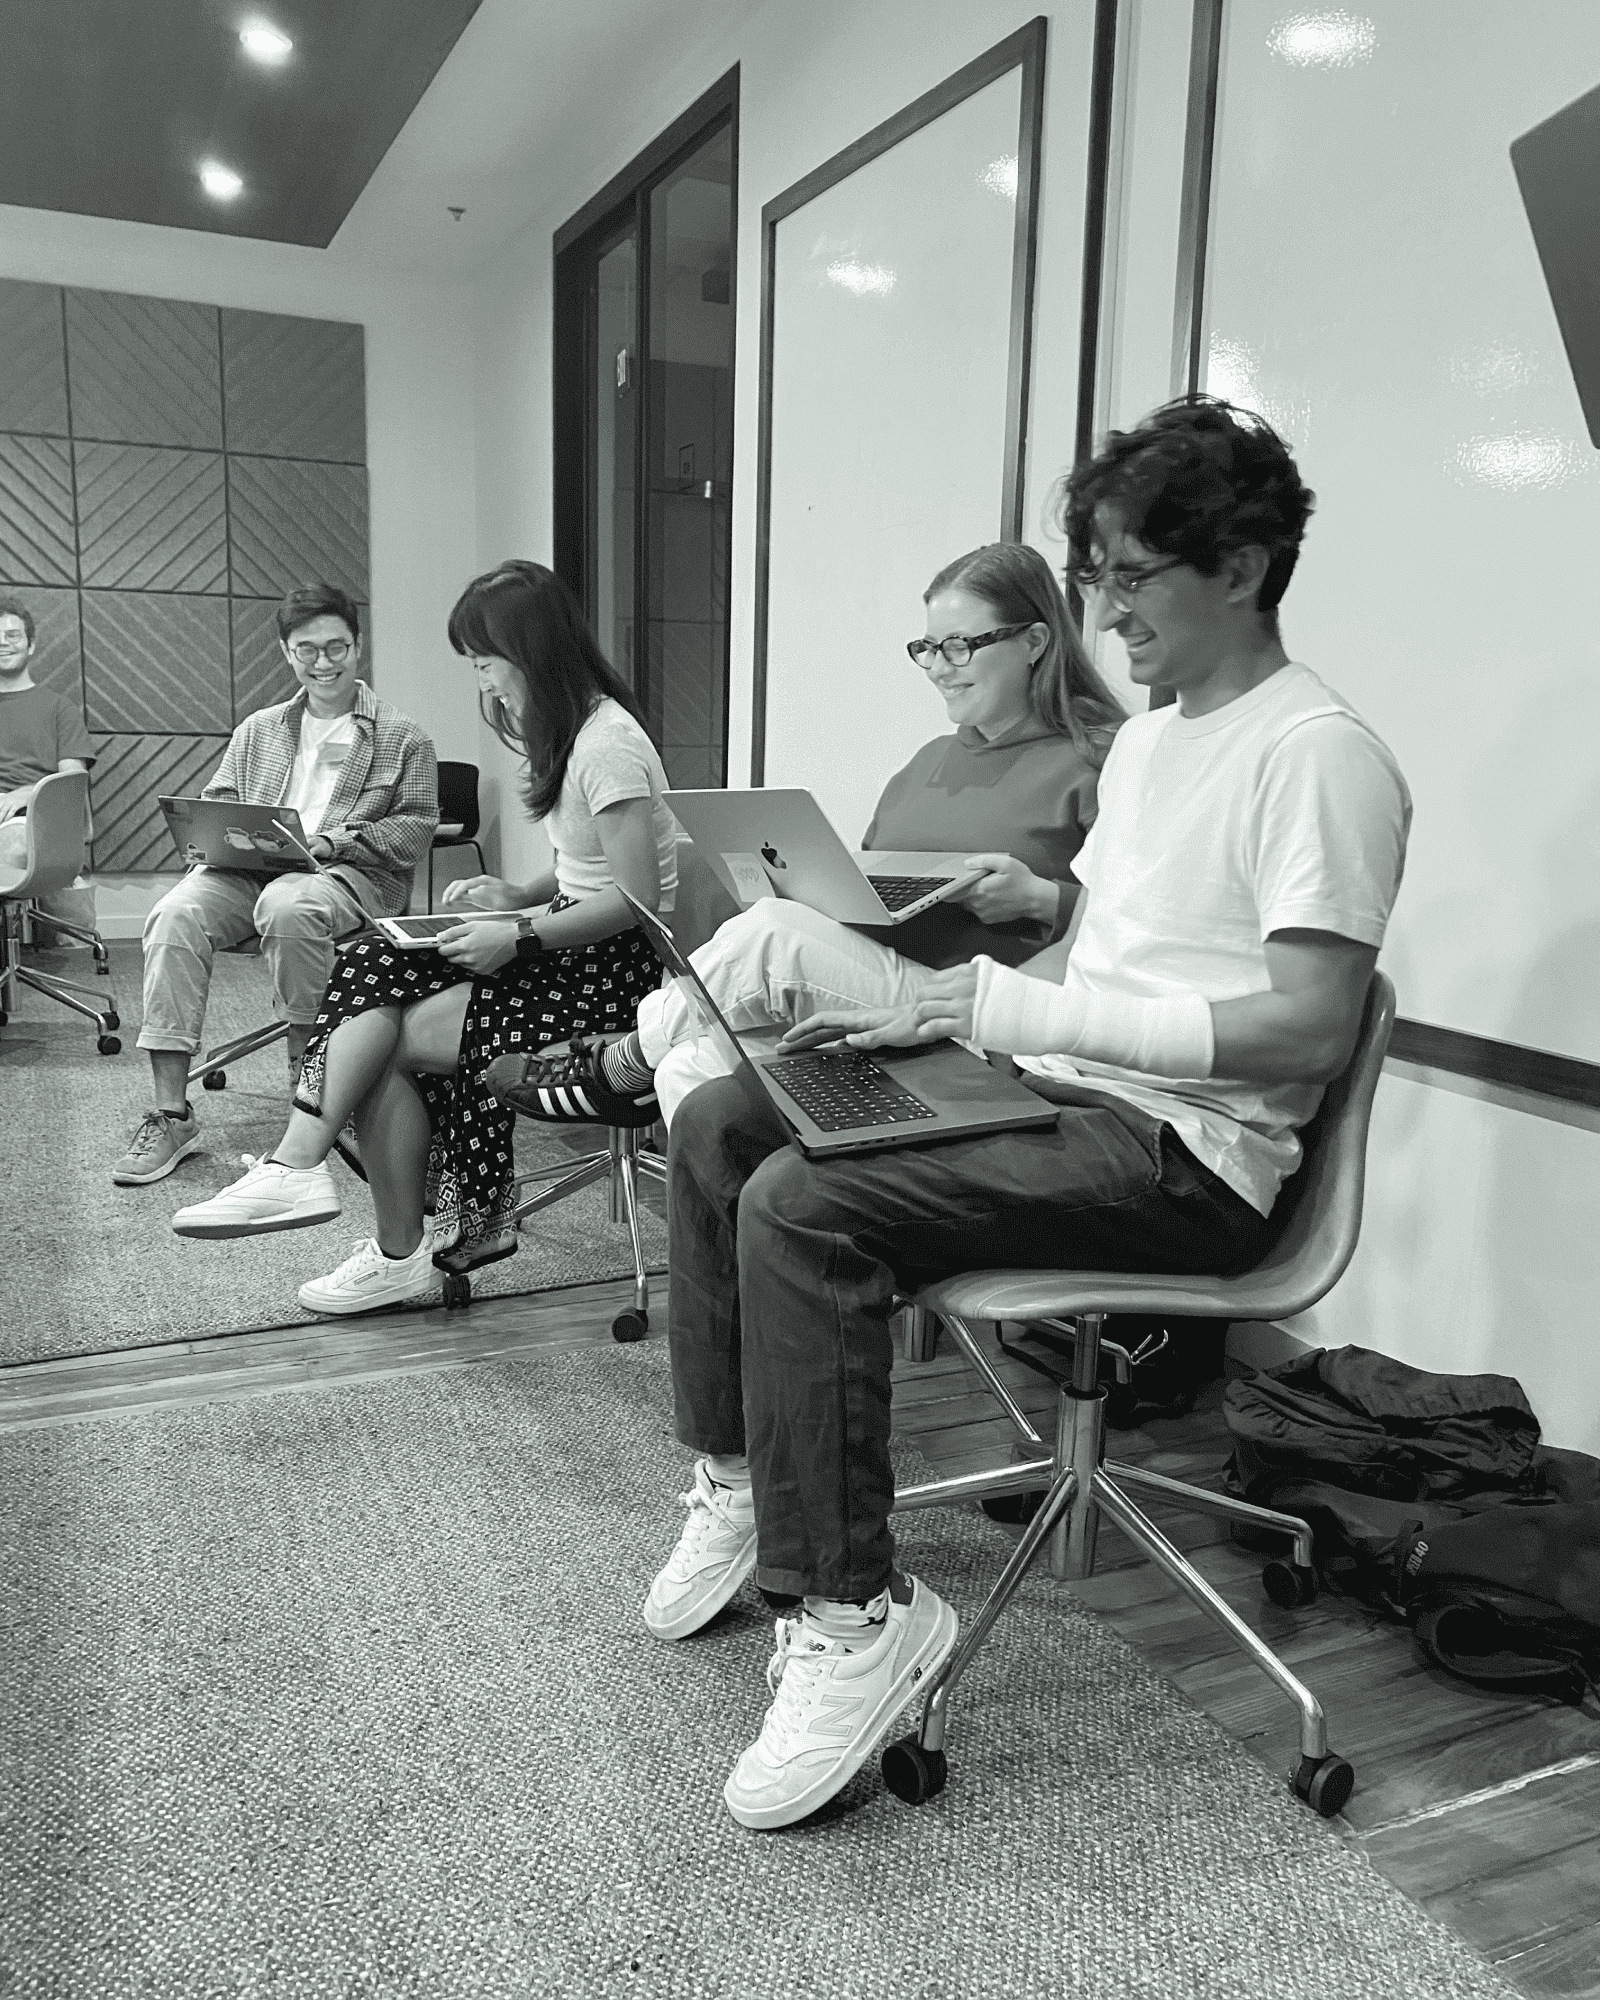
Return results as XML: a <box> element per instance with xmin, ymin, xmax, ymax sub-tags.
<box><xmin>599</xmin><ymin>1031</ymin><xmax>655</xmax><ymax>1096</ymax></box>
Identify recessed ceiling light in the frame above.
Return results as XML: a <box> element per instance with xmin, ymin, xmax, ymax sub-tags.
<box><xmin>239</xmin><ymin>20</ymin><xmax>294</xmax><ymax>63</ymax></box>
<box><xmin>200</xmin><ymin>161</ymin><xmax>244</xmax><ymax>201</ymax></box>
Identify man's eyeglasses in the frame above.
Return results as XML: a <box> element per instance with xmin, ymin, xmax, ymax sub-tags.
<box><xmin>1069</xmin><ymin>557</ymin><xmax>1183</xmax><ymax>603</ymax></box>
<box><xmin>906</xmin><ymin>623</ymin><xmax>1034</xmax><ymax>670</ymax></box>
<box><xmin>0</xmin><ymin>635</ymin><xmax>30</xmax><ymax>652</ymax></box>
<box><xmin>287</xmin><ymin>639</ymin><xmax>353</xmax><ymax>667</ymax></box>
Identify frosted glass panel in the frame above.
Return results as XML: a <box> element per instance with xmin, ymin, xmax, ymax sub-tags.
<box><xmin>1206</xmin><ymin>1</ymin><xmax>1600</xmax><ymax>1061</ymax></box>
<box><xmin>762</xmin><ymin>70</ymin><xmax>1023</xmax><ymax>842</ymax></box>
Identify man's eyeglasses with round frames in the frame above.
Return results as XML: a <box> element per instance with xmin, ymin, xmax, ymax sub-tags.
<box><xmin>1069</xmin><ymin>557</ymin><xmax>1183</xmax><ymax>605</ymax></box>
<box><xmin>287</xmin><ymin>639</ymin><xmax>353</xmax><ymax>667</ymax></box>
<box><xmin>906</xmin><ymin>622</ymin><xmax>1034</xmax><ymax>670</ymax></box>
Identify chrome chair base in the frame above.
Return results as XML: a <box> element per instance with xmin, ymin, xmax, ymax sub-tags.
<box><xmin>0</xmin><ymin>903</ymin><xmax>122</xmax><ymax>1052</ymax></box>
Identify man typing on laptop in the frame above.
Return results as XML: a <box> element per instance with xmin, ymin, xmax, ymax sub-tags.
<box><xmin>112</xmin><ymin>583</ymin><xmax>437</xmax><ymax>1186</ymax></box>
<box><xmin>632</xmin><ymin>399</ymin><xmax>1410</xmax><ymax>1832</ymax></box>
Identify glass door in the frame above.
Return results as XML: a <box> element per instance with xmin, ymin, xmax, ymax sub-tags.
<box><xmin>555</xmin><ymin>81</ymin><xmax>736</xmax><ymax>787</ymax></box>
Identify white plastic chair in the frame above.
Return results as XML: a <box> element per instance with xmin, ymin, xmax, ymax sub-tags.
<box><xmin>0</xmin><ymin>770</ymin><xmax>121</xmax><ymax>1053</ymax></box>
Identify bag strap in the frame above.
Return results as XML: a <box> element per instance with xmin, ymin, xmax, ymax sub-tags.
<box><xmin>1414</xmin><ymin>1601</ymin><xmax>1595</xmax><ymax>1704</ymax></box>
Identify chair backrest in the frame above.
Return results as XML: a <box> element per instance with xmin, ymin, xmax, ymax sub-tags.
<box><xmin>437</xmin><ymin>761</ymin><xmax>480</xmax><ymax>840</ymax></box>
<box><xmin>669</xmin><ymin>836</ymin><xmax>740</xmax><ymax>956</ymax></box>
<box><xmin>0</xmin><ymin>769</ymin><xmax>90</xmax><ymax>898</ymax></box>
<box><xmin>1229</xmin><ymin>970</ymin><xmax>1397</xmax><ymax>1318</ymax></box>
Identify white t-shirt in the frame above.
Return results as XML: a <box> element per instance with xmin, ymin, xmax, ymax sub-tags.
<box><xmin>1021</xmin><ymin>662</ymin><xmax>1411</xmax><ymax>1215</ymax></box>
<box><xmin>281</xmin><ymin>710</ymin><xmax>358</xmax><ymax>835</ymax></box>
<box><xmin>543</xmin><ymin>698</ymin><xmax>678</xmax><ymax>910</ymax></box>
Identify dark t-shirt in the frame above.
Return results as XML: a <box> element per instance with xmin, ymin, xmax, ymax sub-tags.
<box><xmin>0</xmin><ymin>686</ymin><xmax>94</xmax><ymax>791</ymax></box>
<box><xmin>858</xmin><ymin>719</ymin><xmax>1107</xmax><ymax>969</ymax></box>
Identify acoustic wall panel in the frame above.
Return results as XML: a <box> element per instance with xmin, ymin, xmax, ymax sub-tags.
<box><xmin>0</xmin><ymin>280</ymin><xmax>68</xmax><ymax>436</ymax></box>
<box><xmin>226</xmin><ymin>455</ymin><xmax>369</xmax><ymax>600</ymax></box>
<box><xmin>0</xmin><ymin>436</ymin><xmax>76</xmax><ymax>585</ymax></box>
<box><xmin>82</xmin><ymin>591</ymin><xmax>232</xmax><ymax>734</ymax></box>
<box><xmin>64</xmin><ymin>291</ymin><xmax>223</xmax><ymax>449</ymax></box>
<box><xmin>74</xmin><ymin>444</ymin><xmax>228</xmax><ymax>593</ymax></box>
<box><xmin>0</xmin><ymin>283</ymin><xmax>367</xmax><ymax>878</ymax></box>
<box><xmin>89</xmin><ymin>734</ymin><xmax>228</xmax><ymax>874</ymax></box>
<box><xmin>221</xmin><ymin>311</ymin><xmax>366</xmax><ymax>463</ymax></box>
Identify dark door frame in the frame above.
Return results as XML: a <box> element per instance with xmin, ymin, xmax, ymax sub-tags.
<box><xmin>552</xmin><ymin>66</ymin><xmax>739</xmax><ymax>773</ymax></box>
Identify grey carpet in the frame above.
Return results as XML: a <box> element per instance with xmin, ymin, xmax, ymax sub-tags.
<box><xmin>0</xmin><ymin>1340</ymin><xmax>1518</xmax><ymax>2000</ymax></box>
<box><xmin>1</xmin><ymin>943</ymin><xmax>667</xmax><ymax>1364</ymax></box>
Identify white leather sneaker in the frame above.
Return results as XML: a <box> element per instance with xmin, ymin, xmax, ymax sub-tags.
<box><xmin>171</xmin><ymin>1155</ymin><xmax>340</xmax><ymax>1238</ymax></box>
<box><xmin>298</xmin><ymin>1232</ymin><xmax>436</xmax><ymax>1316</ymax></box>
<box><xmin>723</xmin><ymin>1576</ymin><xmax>958</xmax><ymax>1830</ymax></box>
<box><xmin>642</xmin><ymin>1460</ymin><xmax>759</xmax><ymax>1640</ymax></box>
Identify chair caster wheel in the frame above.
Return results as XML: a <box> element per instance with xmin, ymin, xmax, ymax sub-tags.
<box><xmin>1104</xmin><ymin>1382</ymin><xmax>1139</xmax><ymax>1428</ymax></box>
<box><xmin>103</xmin><ymin>1009</ymin><xmax>120</xmax><ymax>1030</ymax></box>
<box><xmin>202</xmin><ymin>1070</ymin><xmax>227</xmax><ymax>1090</ymax></box>
<box><xmin>612</xmin><ymin>1309</ymin><xmax>648</xmax><ymax>1343</ymax></box>
<box><xmin>1293</xmin><ymin>1752</ymin><xmax>1354</xmax><ymax>1817</ymax></box>
<box><xmin>95</xmin><ymin>960</ymin><xmax>111</xmax><ymax>977</ymax></box>
<box><xmin>1263</xmin><ymin>1559</ymin><xmax>1318</xmax><ymax>1608</ymax></box>
<box><xmin>97</xmin><ymin>1035</ymin><xmax>121</xmax><ymax>1055</ymax></box>
<box><xmin>442</xmin><ymin>1272</ymin><xmax>472</xmax><ymax>1309</ymax></box>
<box><xmin>882</xmin><ymin>1734</ymin><xmax>947</xmax><ymax>1804</ymax></box>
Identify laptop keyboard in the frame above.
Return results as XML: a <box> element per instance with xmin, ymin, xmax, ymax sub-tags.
<box><xmin>864</xmin><ymin>874</ymin><xmax>952</xmax><ymax>912</ymax></box>
<box><xmin>764</xmin><ymin>1050</ymin><xmax>937</xmax><ymax>1132</ymax></box>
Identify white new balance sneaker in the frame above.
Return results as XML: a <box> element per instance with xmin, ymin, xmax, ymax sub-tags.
<box><xmin>642</xmin><ymin>1460</ymin><xmax>759</xmax><ymax>1640</ymax></box>
<box><xmin>298</xmin><ymin>1232</ymin><xmax>436</xmax><ymax>1316</ymax></box>
<box><xmin>723</xmin><ymin>1576</ymin><xmax>958</xmax><ymax>1830</ymax></box>
<box><xmin>170</xmin><ymin>1155</ymin><xmax>341</xmax><ymax>1239</ymax></box>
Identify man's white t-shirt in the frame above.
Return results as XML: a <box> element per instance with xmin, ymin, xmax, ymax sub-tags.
<box><xmin>543</xmin><ymin>698</ymin><xmax>678</xmax><ymax>911</ymax></box>
<box><xmin>281</xmin><ymin>710</ymin><xmax>358</xmax><ymax>835</ymax></box>
<box><xmin>1020</xmin><ymin>662</ymin><xmax>1411</xmax><ymax>1215</ymax></box>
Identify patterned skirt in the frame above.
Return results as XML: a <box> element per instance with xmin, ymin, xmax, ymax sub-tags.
<box><xmin>295</xmin><ymin>895</ymin><xmax>661</xmax><ymax>1265</ymax></box>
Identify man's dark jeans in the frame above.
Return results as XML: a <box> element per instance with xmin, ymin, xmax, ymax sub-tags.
<box><xmin>666</xmin><ymin>1075</ymin><xmax>1275</xmax><ymax>1601</ymax></box>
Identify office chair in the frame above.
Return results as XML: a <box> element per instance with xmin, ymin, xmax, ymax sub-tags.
<box><xmin>882</xmin><ymin>973</ymin><xmax>1396</xmax><ymax>1821</ymax></box>
<box><xmin>190</xmin><ymin>937</ymin><xmax>289</xmax><ymax>1092</ymax></box>
<box><xmin>0</xmin><ymin>770</ymin><xmax>121</xmax><ymax>1053</ymax></box>
<box><xmin>441</xmin><ymin>839</ymin><xmax>740</xmax><ymax>1336</ymax></box>
<box><xmin>426</xmin><ymin>762</ymin><xmax>485</xmax><ymax>911</ymax></box>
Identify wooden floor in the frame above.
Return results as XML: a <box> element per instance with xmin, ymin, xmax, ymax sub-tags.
<box><xmin>4</xmin><ymin>1281</ymin><xmax>1597</xmax><ymax>1995</ymax></box>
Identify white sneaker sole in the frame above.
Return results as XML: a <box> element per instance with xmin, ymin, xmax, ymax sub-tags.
<box><xmin>112</xmin><ymin>1134</ymin><xmax>201</xmax><ymax>1186</ymax></box>
<box><xmin>642</xmin><ymin>1526</ymin><xmax>759</xmax><ymax>1641</ymax></box>
<box><xmin>723</xmin><ymin>1594</ymin><xmax>960</xmax><ymax>1831</ymax></box>
<box><xmin>173</xmin><ymin>1191</ymin><xmax>341</xmax><ymax>1240</ymax></box>
<box><xmin>297</xmin><ymin>1266</ymin><xmax>434</xmax><ymax>1316</ymax></box>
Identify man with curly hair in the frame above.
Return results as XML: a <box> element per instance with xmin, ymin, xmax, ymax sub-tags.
<box><xmin>640</xmin><ymin>398</ymin><xmax>1412</xmax><ymax>1832</ymax></box>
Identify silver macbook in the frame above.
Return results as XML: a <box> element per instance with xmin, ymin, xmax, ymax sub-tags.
<box><xmin>622</xmin><ymin>890</ymin><xmax>1056</xmax><ymax>1159</ymax></box>
<box><xmin>159</xmin><ymin>797</ymin><xmax>319</xmax><ymax>876</ymax></box>
<box><xmin>663</xmin><ymin>787</ymin><xmax>981</xmax><ymax>926</ymax></box>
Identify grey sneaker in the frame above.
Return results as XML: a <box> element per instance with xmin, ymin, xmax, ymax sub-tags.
<box><xmin>112</xmin><ymin>1108</ymin><xmax>201</xmax><ymax>1186</ymax></box>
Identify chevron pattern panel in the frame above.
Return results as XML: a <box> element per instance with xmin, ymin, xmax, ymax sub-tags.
<box><xmin>231</xmin><ymin>594</ymin><xmax>373</xmax><ymax>722</ymax></box>
<box><xmin>75</xmin><ymin>444</ymin><xmax>228</xmax><ymax>593</ymax></box>
<box><xmin>0</xmin><ymin>280</ymin><xmax>68</xmax><ymax>436</ymax></box>
<box><xmin>89</xmin><ymin>733</ymin><xmax>229</xmax><ymax>874</ymax></box>
<box><xmin>0</xmin><ymin>283</ymin><xmax>367</xmax><ymax>877</ymax></box>
<box><xmin>65</xmin><ymin>290</ymin><xmax>223</xmax><ymax>449</ymax></box>
<box><xmin>0</xmin><ymin>436</ymin><xmax>76</xmax><ymax>585</ymax></box>
<box><xmin>11</xmin><ymin>585</ymin><xmax>82</xmax><ymax>710</ymax></box>
<box><xmin>221</xmin><ymin>310</ymin><xmax>366</xmax><ymax>463</ymax></box>
<box><xmin>82</xmin><ymin>591</ymin><xmax>232</xmax><ymax>734</ymax></box>
<box><xmin>227</xmin><ymin>455</ymin><xmax>369</xmax><ymax>600</ymax></box>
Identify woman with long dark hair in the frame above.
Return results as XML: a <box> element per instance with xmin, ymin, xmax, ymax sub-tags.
<box><xmin>508</xmin><ymin>540</ymin><xmax>1125</xmax><ymax>1139</ymax></box>
<box><xmin>170</xmin><ymin>560</ymin><xmax>676</xmax><ymax>1314</ymax></box>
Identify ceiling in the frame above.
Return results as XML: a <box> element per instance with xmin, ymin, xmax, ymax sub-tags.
<box><xmin>0</xmin><ymin>0</ymin><xmax>484</xmax><ymax>248</ymax></box>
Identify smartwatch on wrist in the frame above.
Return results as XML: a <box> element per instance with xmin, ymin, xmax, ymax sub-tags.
<box><xmin>514</xmin><ymin>917</ymin><xmax>542</xmax><ymax>961</ymax></box>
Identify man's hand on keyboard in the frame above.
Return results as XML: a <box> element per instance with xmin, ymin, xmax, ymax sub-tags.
<box><xmin>778</xmin><ymin>964</ymin><xmax>979</xmax><ymax>1052</ymax></box>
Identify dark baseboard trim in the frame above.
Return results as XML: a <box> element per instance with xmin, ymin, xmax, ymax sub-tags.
<box><xmin>1389</xmin><ymin>1018</ymin><xmax>1600</xmax><ymax>1112</ymax></box>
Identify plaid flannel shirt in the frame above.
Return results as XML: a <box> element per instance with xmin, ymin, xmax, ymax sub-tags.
<box><xmin>204</xmin><ymin>682</ymin><xmax>437</xmax><ymax>915</ymax></box>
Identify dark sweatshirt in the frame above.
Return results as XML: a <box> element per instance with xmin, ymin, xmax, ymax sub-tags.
<box><xmin>857</xmin><ymin>718</ymin><xmax>1104</xmax><ymax>968</ymax></box>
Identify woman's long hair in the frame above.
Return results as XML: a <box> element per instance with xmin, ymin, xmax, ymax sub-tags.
<box><xmin>923</xmin><ymin>542</ymin><xmax>1125</xmax><ymax>767</ymax></box>
<box><xmin>447</xmin><ymin>561</ymin><xmax>651</xmax><ymax>820</ymax></box>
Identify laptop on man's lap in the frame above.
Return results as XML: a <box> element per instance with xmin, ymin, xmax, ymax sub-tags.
<box><xmin>622</xmin><ymin>891</ymin><xmax>1055</xmax><ymax>1159</ymax></box>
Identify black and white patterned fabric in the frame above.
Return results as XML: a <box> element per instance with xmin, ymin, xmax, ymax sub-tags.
<box><xmin>296</xmin><ymin>894</ymin><xmax>660</xmax><ymax>1264</ymax></box>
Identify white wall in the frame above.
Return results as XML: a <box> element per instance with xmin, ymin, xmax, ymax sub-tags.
<box><xmin>0</xmin><ymin>202</ymin><xmax>479</xmax><ymax>923</ymax></box>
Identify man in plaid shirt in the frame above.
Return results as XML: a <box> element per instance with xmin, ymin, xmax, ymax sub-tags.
<box><xmin>112</xmin><ymin>582</ymin><xmax>438</xmax><ymax>1188</ymax></box>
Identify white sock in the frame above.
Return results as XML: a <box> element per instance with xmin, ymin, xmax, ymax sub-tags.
<box><xmin>802</xmin><ymin>1590</ymin><xmax>890</xmax><ymax>1646</ymax></box>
